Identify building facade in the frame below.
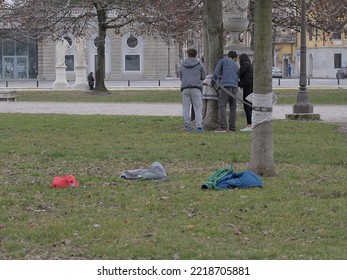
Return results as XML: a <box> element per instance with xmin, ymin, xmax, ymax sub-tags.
<box><xmin>274</xmin><ymin>27</ymin><xmax>347</xmax><ymax>78</ymax></box>
<box><xmin>0</xmin><ymin>31</ymin><xmax>179</xmax><ymax>81</ymax></box>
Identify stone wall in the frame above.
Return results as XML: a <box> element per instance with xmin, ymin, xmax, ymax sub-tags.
<box><xmin>307</xmin><ymin>46</ymin><xmax>347</xmax><ymax>78</ymax></box>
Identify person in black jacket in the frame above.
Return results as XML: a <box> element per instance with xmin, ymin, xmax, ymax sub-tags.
<box><xmin>238</xmin><ymin>53</ymin><xmax>253</xmax><ymax>132</ymax></box>
<box><xmin>88</xmin><ymin>72</ymin><xmax>95</xmax><ymax>90</ymax></box>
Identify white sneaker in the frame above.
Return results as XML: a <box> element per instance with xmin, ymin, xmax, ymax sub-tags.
<box><xmin>240</xmin><ymin>126</ymin><xmax>252</xmax><ymax>132</ymax></box>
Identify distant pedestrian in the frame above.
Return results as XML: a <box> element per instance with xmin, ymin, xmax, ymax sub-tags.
<box><xmin>287</xmin><ymin>64</ymin><xmax>292</xmax><ymax>77</ymax></box>
<box><xmin>88</xmin><ymin>72</ymin><xmax>95</xmax><ymax>90</ymax></box>
<box><xmin>239</xmin><ymin>53</ymin><xmax>253</xmax><ymax>132</ymax></box>
<box><xmin>179</xmin><ymin>48</ymin><xmax>206</xmax><ymax>132</ymax></box>
<box><xmin>211</xmin><ymin>50</ymin><xmax>239</xmax><ymax>132</ymax></box>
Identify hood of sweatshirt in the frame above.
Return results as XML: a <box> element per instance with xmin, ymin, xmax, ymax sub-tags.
<box><xmin>182</xmin><ymin>58</ymin><xmax>200</xmax><ymax>68</ymax></box>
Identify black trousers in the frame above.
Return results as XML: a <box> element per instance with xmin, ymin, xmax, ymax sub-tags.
<box><xmin>242</xmin><ymin>85</ymin><xmax>253</xmax><ymax>125</ymax></box>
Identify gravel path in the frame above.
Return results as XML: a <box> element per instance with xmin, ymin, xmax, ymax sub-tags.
<box><xmin>0</xmin><ymin>101</ymin><xmax>346</xmax><ymax>123</ymax></box>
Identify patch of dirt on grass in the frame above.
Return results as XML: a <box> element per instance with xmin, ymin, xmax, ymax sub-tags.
<box><xmin>337</xmin><ymin>123</ymin><xmax>347</xmax><ymax>135</ymax></box>
<box><xmin>90</xmin><ymin>90</ymin><xmax>110</xmax><ymax>96</ymax></box>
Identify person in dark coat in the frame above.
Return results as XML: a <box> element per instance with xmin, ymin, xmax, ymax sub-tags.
<box><xmin>238</xmin><ymin>53</ymin><xmax>253</xmax><ymax>132</ymax></box>
<box><xmin>87</xmin><ymin>72</ymin><xmax>95</xmax><ymax>90</ymax></box>
<box><xmin>287</xmin><ymin>64</ymin><xmax>292</xmax><ymax>77</ymax></box>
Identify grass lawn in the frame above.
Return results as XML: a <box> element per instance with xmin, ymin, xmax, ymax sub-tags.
<box><xmin>13</xmin><ymin>88</ymin><xmax>347</xmax><ymax>105</ymax></box>
<box><xmin>0</xmin><ymin>106</ymin><xmax>346</xmax><ymax>259</ymax></box>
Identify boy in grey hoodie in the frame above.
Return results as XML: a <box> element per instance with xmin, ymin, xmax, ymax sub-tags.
<box><xmin>179</xmin><ymin>48</ymin><xmax>206</xmax><ymax>132</ymax></box>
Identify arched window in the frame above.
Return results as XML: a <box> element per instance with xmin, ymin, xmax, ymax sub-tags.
<box><xmin>63</xmin><ymin>36</ymin><xmax>73</xmax><ymax>47</ymax></box>
<box><xmin>94</xmin><ymin>37</ymin><xmax>99</xmax><ymax>48</ymax></box>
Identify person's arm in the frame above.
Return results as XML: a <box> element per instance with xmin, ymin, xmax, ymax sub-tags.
<box><xmin>211</xmin><ymin>60</ymin><xmax>222</xmax><ymax>85</ymax></box>
<box><xmin>200</xmin><ymin>64</ymin><xmax>207</xmax><ymax>81</ymax></box>
<box><xmin>178</xmin><ymin>66</ymin><xmax>183</xmax><ymax>81</ymax></box>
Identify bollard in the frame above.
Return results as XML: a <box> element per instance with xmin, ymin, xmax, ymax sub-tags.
<box><xmin>278</xmin><ymin>78</ymin><xmax>280</xmax><ymax>86</ymax></box>
<box><xmin>158</xmin><ymin>80</ymin><xmax>161</xmax><ymax>86</ymax></box>
<box><xmin>6</xmin><ymin>81</ymin><xmax>8</xmax><ymax>87</ymax></box>
<box><xmin>37</xmin><ymin>80</ymin><xmax>39</xmax><ymax>87</ymax></box>
<box><xmin>308</xmin><ymin>78</ymin><xmax>310</xmax><ymax>85</ymax></box>
<box><xmin>128</xmin><ymin>80</ymin><xmax>130</xmax><ymax>86</ymax></box>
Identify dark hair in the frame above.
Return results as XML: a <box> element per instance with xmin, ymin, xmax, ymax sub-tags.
<box><xmin>187</xmin><ymin>48</ymin><xmax>197</xmax><ymax>58</ymax></box>
<box><xmin>239</xmin><ymin>53</ymin><xmax>249</xmax><ymax>63</ymax></box>
<box><xmin>228</xmin><ymin>50</ymin><xmax>237</xmax><ymax>59</ymax></box>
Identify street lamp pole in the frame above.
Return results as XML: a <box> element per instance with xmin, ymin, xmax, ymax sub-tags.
<box><xmin>293</xmin><ymin>0</ymin><xmax>313</xmax><ymax>114</ymax></box>
<box><xmin>167</xmin><ymin>44</ymin><xmax>172</xmax><ymax>78</ymax></box>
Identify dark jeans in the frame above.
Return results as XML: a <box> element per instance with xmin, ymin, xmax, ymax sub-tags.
<box><xmin>218</xmin><ymin>87</ymin><xmax>237</xmax><ymax>131</ymax></box>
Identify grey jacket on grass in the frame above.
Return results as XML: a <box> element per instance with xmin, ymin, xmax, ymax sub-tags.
<box><xmin>120</xmin><ymin>162</ymin><xmax>167</xmax><ymax>180</ymax></box>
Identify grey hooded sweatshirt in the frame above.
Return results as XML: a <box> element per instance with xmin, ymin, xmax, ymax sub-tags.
<box><xmin>179</xmin><ymin>58</ymin><xmax>206</xmax><ymax>91</ymax></box>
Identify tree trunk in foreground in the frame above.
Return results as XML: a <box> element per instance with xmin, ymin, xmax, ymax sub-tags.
<box><xmin>248</xmin><ymin>0</ymin><xmax>276</xmax><ymax>177</ymax></box>
<box><xmin>202</xmin><ymin>0</ymin><xmax>224</xmax><ymax>131</ymax></box>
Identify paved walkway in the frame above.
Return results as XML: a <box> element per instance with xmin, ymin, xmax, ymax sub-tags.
<box><xmin>0</xmin><ymin>101</ymin><xmax>346</xmax><ymax>123</ymax></box>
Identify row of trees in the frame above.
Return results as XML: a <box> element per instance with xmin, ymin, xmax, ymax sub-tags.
<box><xmin>2</xmin><ymin>0</ymin><xmax>202</xmax><ymax>91</ymax></box>
<box><xmin>1</xmin><ymin>0</ymin><xmax>345</xmax><ymax>90</ymax></box>
<box><xmin>272</xmin><ymin>0</ymin><xmax>346</xmax><ymax>37</ymax></box>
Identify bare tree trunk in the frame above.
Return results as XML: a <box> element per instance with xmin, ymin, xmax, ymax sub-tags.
<box><xmin>95</xmin><ymin>6</ymin><xmax>108</xmax><ymax>92</ymax></box>
<box><xmin>248</xmin><ymin>0</ymin><xmax>276</xmax><ymax>177</ymax></box>
<box><xmin>202</xmin><ymin>29</ymin><xmax>209</xmax><ymax>73</ymax></box>
<box><xmin>202</xmin><ymin>0</ymin><xmax>224</xmax><ymax>131</ymax></box>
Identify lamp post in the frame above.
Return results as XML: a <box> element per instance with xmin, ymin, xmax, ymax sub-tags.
<box><xmin>167</xmin><ymin>44</ymin><xmax>171</xmax><ymax>78</ymax></box>
<box><xmin>287</xmin><ymin>0</ymin><xmax>319</xmax><ymax>120</ymax></box>
<box><xmin>293</xmin><ymin>0</ymin><xmax>312</xmax><ymax>113</ymax></box>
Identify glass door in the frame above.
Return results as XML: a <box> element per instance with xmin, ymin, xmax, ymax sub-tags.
<box><xmin>3</xmin><ymin>56</ymin><xmax>14</xmax><ymax>79</ymax></box>
<box><xmin>16</xmin><ymin>56</ymin><xmax>28</xmax><ymax>79</ymax></box>
<box><xmin>3</xmin><ymin>56</ymin><xmax>28</xmax><ymax>79</ymax></box>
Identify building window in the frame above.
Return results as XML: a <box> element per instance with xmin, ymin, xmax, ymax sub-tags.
<box><xmin>1</xmin><ymin>36</ymin><xmax>37</xmax><ymax>79</ymax></box>
<box><xmin>65</xmin><ymin>55</ymin><xmax>74</xmax><ymax>71</ymax></box>
<box><xmin>3</xmin><ymin>40</ymin><xmax>15</xmax><ymax>55</ymax></box>
<box><xmin>63</xmin><ymin>36</ymin><xmax>73</xmax><ymax>47</ymax></box>
<box><xmin>94</xmin><ymin>37</ymin><xmax>99</xmax><ymax>48</ymax></box>
<box><xmin>334</xmin><ymin>54</ymin><xmax>342</xmax><ymax>69</ymax></box>
<box><xmin>16</xmin><ymin>41</ymin><xmax>29</xmax><ymax>55</ymax></box>
<box><xmin>333</xmin><ymin>31</ymin><xmax>342</xmax><ymax>40</ymax></box>
<box><xmin>125</xmin><ymin>55</ymin><xmax>140</xmax><ymax>71</ymax></box>
<box><xmin>308</xmin><ymin>24</ymin><xmax>313</xmax><ymax>41</ymax></box>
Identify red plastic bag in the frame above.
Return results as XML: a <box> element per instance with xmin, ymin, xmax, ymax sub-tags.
<box><xmin>51</xmin><ymin>174</ymin><xmax>79</xmax><ymax>189</ymax></box>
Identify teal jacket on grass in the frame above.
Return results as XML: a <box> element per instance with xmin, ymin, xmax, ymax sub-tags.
<box><xmin>202</xmin><ymin>167</ymin><xmax>262</xmax><ymax>190</ymax></box>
